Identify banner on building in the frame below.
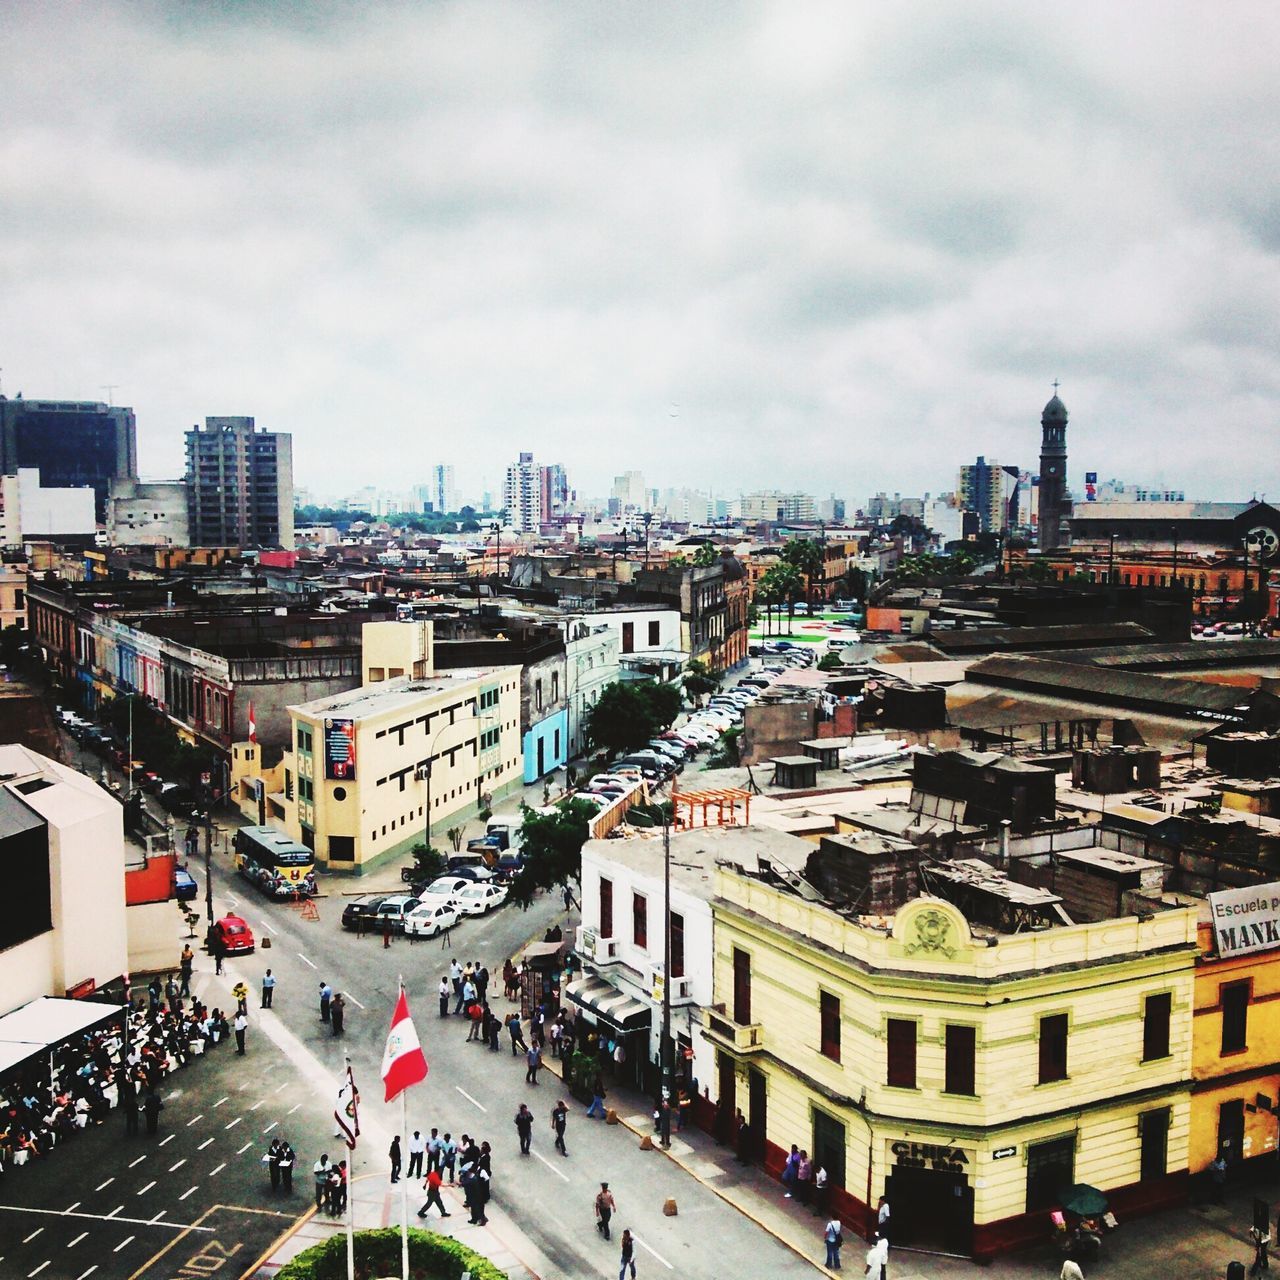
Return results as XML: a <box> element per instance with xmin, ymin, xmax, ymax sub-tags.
<box><xmin>1208</xmin><ymin>882</ymin><xmax>1280</xmax><ymax>958</ymax></box>
<box><xmin>324</xmin><ymin>718</ymin><xmax>357</xmax><ymax>780</ymax></box>
<box><xmin>1085</xmin><ymin>471</ymin><xmax>1097</xmax><ymax>502</ymax></box>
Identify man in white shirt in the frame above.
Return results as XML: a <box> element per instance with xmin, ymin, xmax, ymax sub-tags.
<box><xmin>233</xmin><ymin>1011</ymin><xmax>248</xmax><ymax>1055</ymax></box>
<box><xmin>865</xmin><ymin>1232</ymin><xmax>889</xmax><ymax>1280</ymax></box>
<box><xmin>407</xmin><ymin>1130</ymin><xmax>426</xmax><ymax>1179</ymax></box>
<box><xmin>877</xmin><ymin>1196</ymin><xmax>891</xmax><ymax>1241</ymax></box>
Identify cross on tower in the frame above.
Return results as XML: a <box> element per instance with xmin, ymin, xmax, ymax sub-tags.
<box><xmin>1052</xmin><ymin>379</ymin><xmax>1060</xmax><ymax>393</ymax></box>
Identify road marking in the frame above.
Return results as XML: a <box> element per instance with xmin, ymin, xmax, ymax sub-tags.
<box><xmin>28</xmin><ymin>1262</ymin><xmax>50</xmax><ymax>1277</ymax></box>
<box><xmin>210</xmin><ymin>1162</ymin><xmax>226</xmax><ymax>1176</ymax></box>
<box><xmin>635</xmin><ymin>1235</ymin><xmax>674</xmax><ymax>1270</ymax></box>
<box><xmin>63</xmin><ymin>1202</ymin><xmax>80</xmax><ymax>1214</ymax></box>
<box><xmin>274</xmin><ymin>1082</ymin><xmax>288</xmax><ymax>1094</ymax></box>
<box><xmin>129</xmin><ymin>1155</ymin><xmax>147</xmax><ymax>1167</ymax></box>
<box><xmin>76</xmin><ymin>1269</ymin><xmax>98</xmax><ymax>1280</ymax></box>
<box><xmin>113</xmin><ymin>1235</ymin><xmax>135</xmax><ymax>1253</ymax></box>
<box><xmin>159</xmin><ymin>1134</ymin><xmax>175</xmax><ymax>1147</ymax></box>
<box><xmin>344</xmin><ymin>992</ymin><xmax>366</xmax><ymax>1009</ymax></box>
<box><xmin>23</xmin><ymin>1229</ymin><xmax>43</xmax><ymax>1243</ymax></box>
<box><xmin>179</xmin><ymin>1187</ymin><xmax>198</xmax><ymax>1201</ymax></box>
<box><xmin>259</xmin><ymin>920</ymin><xmax>271</xmax><ymax>932</ymax></box>
<box><xmin>249</xmin><ymin>1099</ymin><xmax>264</xmax><ymax>1110</ymax></box>
<box><xmin>95</xmin><ymin>1179</ymin><xmax>114</xmax><ymax>1192</ymax></box>
<box><xmin>197</xmin><ymin>1138</ymin><xmax>214</xmax><ymax>1150</ymax></box>
<box><xmin>106</xmin><ymin>1206</ymin><xmax>123</xmax><ymax>1218</ymax></box>
<box><xmin>136</xmin><ymin>1181</ymin><xmax>156</xmax><ymax>1196</ymax></box>
<box><xmin>169</xmin><ymin>1159</ymin><xmax>186</xmax><ymax>1172</ymax></box>
<box><xmin>263</xmin><ymin>1120</ymin><xmax>279</xmax><ymax>1132</ymax></box>
<box><xmin>236</xmin><ymin>1142</ymin><xmax>253</xmax><ymax>1154</ymax></box>
<box><xmin>67</xmin><ymin>1233</ymin><xmax>88</xmax><ymax>1248</ymax></box>
<box><xmin>150</xmin><ymin>1210</ymin><xmax>167</xmax><ymax>1224</ymax></box>
<box><xmin>296</xmin><ymin>952</ymin><xmax>317</xmax><ymax>969</ymax></box>
<box><xmin>186</xmin><ymin>1114</ymin><xmax>203</xmax><ymax>1127</ymax></box>
<box><xmin>286</xmin><ymin>1102</ymin><xmax>301</xmax><ymax>1115</ymax></box>
<box><xmin>166</xmin><ymin>1090</ymin><xmax>180</xmax><ymax>1100</ymax></box>
<box><xmin>212</xmin><ymin>1095</ymin><xmax>229</xmax><ymax>1108</ymax></box>
<box><xmin>455</xmin><ymin>1086</ymin><xmax>487</xmax><ymax>1112</ymax></box>
<box><xmin>531</xmin><ymin>1150</ymin><xmax>569</xmax><ymax>1183</ymax></box>
<box><xmin>224</xmin><ymin>1116</ymin><xmax>242</xmax><ymax>1130</ymax></box>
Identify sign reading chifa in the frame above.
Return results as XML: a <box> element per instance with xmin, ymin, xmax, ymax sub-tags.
<box><xmin>1209</xmin><ymin>883</ymin><xmax>1280</xmax><ymax>959</ymax></box>
<box><xmin>890</xmin><ymin>1140</ymin><xmax>970</xmax><ymax>1173</ymax></box>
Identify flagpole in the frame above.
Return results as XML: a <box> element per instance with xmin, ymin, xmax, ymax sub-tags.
<box><xmin>399</xmin><ymin>977</ymin><xmax>410</xmax><ymax>1280</ymax></box>
<box><xmin>344</xmin><ymin>1057</ymin><xmax>356</xmax><ymax>1280</ymax></box>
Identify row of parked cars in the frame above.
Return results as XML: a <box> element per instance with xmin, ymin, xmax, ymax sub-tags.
<box><xmin>341</xmin><ymin>870</ymin><xmax>510</xmax><ymax>939</ymax></box>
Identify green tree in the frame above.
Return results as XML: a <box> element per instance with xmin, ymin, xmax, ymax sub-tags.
<box><xmin>408</xmin><ymin>842</ymin><xmax>446</xmax><ymax>883</ymax></box>
<box><xmin>781</xmin><ymin>538</ymin><xmax>824</xmax><ymax>603</ymax></box>
<box><xmin>817</xmin><ymin>650</ymin><xmax>846</xmax><ymax>671</ymax></box>
<box><xmin>507</xmin><ymin>797</ymin><xmax>598</xmax><ymax>909</ymax></box>
<box><xmin>768</xmin><ymin>561</ymin><xmax>805</xmax><ymax>633</ymax></box>
<box><xmin>693</xmin><ymin>541</ymin><xmax>719</xmax><ymax>567</ymax></box>
<box><xmin>582</xmin><ymin>681</ymin><xmax>680</xmax><ymax>756</ymax></box>
<box><xmin>684</xmin><ymin>659</ymin><xmax>718</xmax><ymax>704</ymax></box>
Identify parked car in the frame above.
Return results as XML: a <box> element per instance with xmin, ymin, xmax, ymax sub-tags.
<box><xmin>340</xmin><ymin>893</ymin><xmax>417</xmax><ymax>932</ymax></box>
<box><xmin>451</xmin><ymin>864</ymin><xmax>496</xmax><ymax>883</ymax></box>
<box><xmin>455</xmin><ymin>882</ymin><xmax>509</xmax><ymax>916</ymax></box>
<box><xmin>417</xmin><ymin>876</ymin><xmax>471</xmax><ymax>908</ymax></box>
<box><xmin>173</xmin><ymin>866</ymin><xmax>199</xmax><ymax>902</ymax></box>
<box><xmin>494</xmin><ymin>852</ymin><xmax>525</xmax><ymax>881</ymax></box>
<box><xmin>403</xmin><ymin>900</ymin><xmax>459</xmax><ymax>939</ymax></box>
<box><xmin>214</xmin><ymin>914</ymin><xmax>255</xmax><ymax>954</ymax></box>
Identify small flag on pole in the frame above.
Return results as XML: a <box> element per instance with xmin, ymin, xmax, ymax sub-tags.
<box><xmin>381</xmin><ymin>986</ymin><xmax>429</xmax><ymax>1103</ymax></box>
<box><xmin>334</xmin><ymin>1062</ymin><xmax>360</xmax><ymax>1150</ymax></box>
<box><xmin>247</xmin><ymin>701</ymin><xmax>258</xmax><ymax>745</ymax></box>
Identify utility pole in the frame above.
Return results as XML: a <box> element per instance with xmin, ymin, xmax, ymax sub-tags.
<box><xmin>660</xmin><ymin>817</ymin><xmax>673</xmax><ymax>1149</ymax></box>
<box><xmin>641</xmin><ymin>512</ymin><xmax>653</xmax><ymax>568</ymax></box>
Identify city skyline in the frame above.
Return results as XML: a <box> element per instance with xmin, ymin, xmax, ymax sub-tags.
<box><xmin>3</xmin><ymin>4</ymin><xmax>1279</xmax><ymax>501</ymax></box>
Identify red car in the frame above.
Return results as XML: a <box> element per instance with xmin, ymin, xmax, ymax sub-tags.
<box><xmin>214</xmin><ymin>914</ymin><xmax>255</xmax><ymax>954</ymax></box>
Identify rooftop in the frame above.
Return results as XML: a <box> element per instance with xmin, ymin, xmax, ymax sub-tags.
<box><xmin>290</xmin><ymin>667</ymin><xmax>519</xmax><ymax>719</ymax></box>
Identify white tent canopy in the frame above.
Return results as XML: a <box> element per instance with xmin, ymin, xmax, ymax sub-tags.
<box><xmin>0</xmin><ymin>996</ymin><xmax>126</xmax><ymax>1075</ymax></box>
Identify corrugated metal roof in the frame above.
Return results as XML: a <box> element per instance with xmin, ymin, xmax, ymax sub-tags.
<box><xmin>930</xmin><ymin>622</ymin><xmax>1153</xmax><ymax>655</ymax></box>
<box><xmin>1069</xmin><ymin>502</ymin><xmax>1251</xmax><ymax>522</ymax></box>
<box><xmin>1055</xmin><ymin>638</ymin><xmax>1280</xmax><ymax>670</ymax></box>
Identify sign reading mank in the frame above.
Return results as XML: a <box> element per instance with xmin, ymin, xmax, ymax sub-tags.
<box><xmin>1209</xmin><ymin>882</ymin><xmax>1280</xmax><ymax>959</ymax></box>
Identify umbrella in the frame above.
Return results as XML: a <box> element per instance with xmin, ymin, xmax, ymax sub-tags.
<box><xmin>1059</xmin><ymin>1184</ymin><xmax>1108</xmax><ymax>1217</ymax></box>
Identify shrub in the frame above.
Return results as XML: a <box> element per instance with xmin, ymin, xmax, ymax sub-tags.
<box><xmin>275</xmin><ymin>1227</ymin><xmax>505</xmax><ymax>1280</ymax></box>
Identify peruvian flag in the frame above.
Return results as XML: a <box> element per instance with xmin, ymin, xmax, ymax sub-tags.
<box><xmin>247</xmin><ymin>701</ymin><xmax>257</xmax><ymax>745</ymax></box>
<box><xmin>381</xmin><ymin>987</ymin><xmax>428</xmax><ymax>1103</ymax></box>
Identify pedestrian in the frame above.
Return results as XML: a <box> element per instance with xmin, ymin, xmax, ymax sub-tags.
<box><xmin>794</xmin><ymin>1149</ymin><xmax>811</xmax><ymax>1204</ymax></box>
<box><xmin>551</xmin><ymin>1099</ymin><xmax>569</xmax><ymax>1156</ymax></box>
<box><xmin>595</xmin><ymin>1182</ymin><xmax>616</xmax><ymax>1240</ymax></box>
<box><xmin>234</xmin><ymin>1010</ymin><xmax>248</xmax><ymax>1054</ymax></box>
<box><xmin>864</xmin><ymin>1230</ymin><xmax>887</xmax><ymax>1280</ymax></box>
<box><xmin>503</xmin><ymin>958</ymin><xmax>519</xmax><ymax>1000</ymax></box>
<box><xmin>439</xmin><ymin>976</ymin><xmax>450</xmax><ymax>1017</ymax></box>
<box><xmin>179</xmin><ymin>944</ymin><xmax>194</xmax><ymax>996</ymax></box>
<box><xmin>330</xmin><ymin>993</ymin><xmax>345</xmax><ymax>1036</ymax></box>
<box><xmin>515</xmin><ymin>1103</ymin><xmax>534</xmax><ymax>1155</ymax></box>
<box><xmin>268</xmin><ymin>1138</ymin><xmax>283</xmax><ymax>1192</ymax></box>
<box><xmin>782</xmin><ymin>1144</ymin><xmax>800</xmax><ymax>1197</ymax></box>
<box><xmin>319</xmin><ymin>981</ymin><xmax>332</xmax><ymax>1023</ymax></box>
<box><xmin>261</xmin><ymin>969</ymin><xmax>276</xmax><ymax>1008</ymax></box>
<box><xmin>325</xmin><ymin>1165</ymin><xmax>341</xmax><ymax>1216</ymax></box>
<box><xmin>563</xmin><ymin>884</ymin><xmax>578</xmax><ymax>912</ymax></box>
<box><xmin>823</xmin><ymin>1216</ymin><xmax>843</xmax><ymax>1270</ymax></box>
<box><xmin>586</xmin><ymin>1071</ymin><xmax>607</xmax><ymax>1118</ymax></box>
<box><xmin>389</xmin><ymin>1135</ymin><xmax>402</xmax><ymax>1183</ymax></box>
<box><xmin>736</xmin><ymin>1112</ymin><xmax>753</xmax><ymax>1166</ymax></box>
<box><xmin>450</xmin><ymin>958</ymin><xmax>463</xmax><ymax>1006</ymax></box>
<box><xmin>186</xmin><ymin>824</ymin><xmax>199</xmax><ymax>858</ymax></box>
<box><xmin>1060</xmin><ymin>1262</ymin><xmax>1084</xmax><ymax>1280</ymax></box>
<box><xmin>336</xmin><ymin>1160</ymin><xmax>349</xmax><ymax>1213</ymax></box>
<box><xmin>507</xmin><ymin>1012</ymin><xmax>527</xmax><ymax>1055</ymax></box>
<box><xmin>488</xmin><ymin>1008</ymin><xmax>501</xmax><ymax>1052</ymax></box>
<box><xmin>1252</xmin><ymin>1223</ymin><xmax>1272</xmax><ymax>1277</ymax></box>
<box><xmin>476</xmin><ymin>963</ymin><xmax>489</xmax><ymax>1002</ymax></box>
<box><xmin>313</xmin><ymin>1154</ymin><xmax>330</xmax><ymax>1210</ymax></box>
<box><xmin>813</xmin><ymin>1164</ymin><xmax>829</xmax><ymax>1218</ymax></box>
<box><xmin>408</xmin><ymin>1130</ymin><xmax>426</xmax><ymax>1179</ymax></box>
<box><xmin>526</xmin><ymin>1041</ymin><xmax>542</xmax><ymax>1085</ymax></box>
<box><xmin>440</xmin><ymin>1133</ymin><xmax>457</xmax><ymax>1183</ymax></box>
<box><xmin>232</xmin><ymin>981</ymin><xmax>249</xmax><ymax>1015</ymax></box>
<box><xmin>143</xmin><ymin>1088</ymin><xmax>163</xmax><ymax>1135</ymax></box>
<box><xmin>1209</xmin><ymin>1153</ymin><xmax>1227</xmax><ymax>1204</ymax></box>
<box><xmin>876</xmin><ymin>1195</ymin><xmax>890</xmax><ymax>1242</ymax></box>
<box><xmin>619</xmin><ymin>1227</ymin><xmax>637</xmax><ymax>1280</ymax></box>
<box><xmin>212</xmin><ymin>934</ymin><xmax>225</xmax><ymax>976</ymax></box>
<box><xmin>279</xmin><ymin>1140</ymin><xmax>295</xmax><ymax>1193</ymax></box>
<box><xmin>166</xmin><ymin>974</ymin><xmax>181</xmax><ymax>1015</ymax></box>
<box><xmin>416</xmin><ymin>1166</ymin><xmax>450</xmax><ymax>1219</ymax></box>
<box><xmin>120</xmin><ymin>1073</ymin><xmax>139</xmax><ymax>1135</ymax></box>
<box><xmin>467</xmin><ymin>1000</ymin><xmax>484</xmax><ymax>1042</ymax></box>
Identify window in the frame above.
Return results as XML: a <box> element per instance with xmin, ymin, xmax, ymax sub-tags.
<box><xmin>945</xmin><ymin>1024</ymin><xmax>976</xmax><ymax>1095</ymax></box>
<box><xmin>535</xmin><ymin>679</ymin><xmax>543</xmax><ymax>711</ymax></box>
<box><xmin>552</xmin><ymin>671</ymin><xmax>560</xmax><ymax>700</ymax></box>
<box><xmin>1140</xmin><ymin>1107</ymin><xmax>1170</xmax><ymax>1180</ymax></box>
<box><xmin>1143</xmin><ymin>993</ymin><xmax>1172</xmax><ymax>1061</ymax></box>
<box><xmin>1026</xmin><ymin>1135</ymin><xmax>1075</xmax><ymax>1212</ymax></box>
<box><xmin>648</xmin><ymin>620</ymin><xmax>660</xmax><ymax>646</ymax></box>
<box><xmin>732</xmin><ymin>947</ymin><xmax>751</xmax><ymax>1025</ymax></box>
<box><xmin>820</xmin><ymin>992</ymin><xmax>841</xmax><ymax>1062</ymax></box>
<box><xmin>328</xmin><ymin>835</ymin><xmax>355</xmax><ymax>862</ymax></box>
<box><xmin>886</xmin><ymin>1019</ymin><xmax>916</xmax><ymax>1088</ymax></box>
<box><xmin>632</xmin><ymin>892</ymin><xmax>648</xmax><ymax>949</ymax></box>
<box><xmin>1221</xmin><ymin>982</ymin><xmax>1249</xmax><ymax>1054</ymax></box>
<box><xmin>600</xmin><ymin>877</ymin><xmax>613</xmax><ymax>938</ymax></box>
<box><xmin>284</xmin><ymin>770</ymin><xmax>294</xmax><ymax>800</ymax></box>
<box><xmin>1039</xmin><ymin>1014</ymin><xmax>1069</xmax><ymax>1083</ymax></box>
<box><xmin>621</xmin><ymin>622</ymin><xmax>635</xmax><ymax>654</ymax></box>
<box><xmin>670</xmin><ymin>912</ymin><xmax>685</xmax><ymax>977</ymax></box>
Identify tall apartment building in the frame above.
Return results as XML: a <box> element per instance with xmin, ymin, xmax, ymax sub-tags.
<box><xmin>958</xmin><ymin>456</ymin><xmax>1020</xmax><ymax>535</ymax></box>
<box><xmin>540</xmin><ymin>463</ymin><xmax>569</xmax><ymax>519</ymax></box>
<box><xmin>418</xmin><ymin>464</ymin><xmax>459</xmax><ymax>514</ymax></box>
<box><xmin>611</xmin><ymin>470</ymin><xmax>648</xmax><ymax>513</ymax></box>
<box><xmin>185</xmin><ymin>416</ymin><xmax>294</xmax><ymax>550</ymax></box>
<box><xmin>504</xmin><ymin>451</ymin><xmax>542</xmax><ymax>533</ymax></box>
<box><xmin>742</xmin><ymin>490</ymin><xmax>816</xmax><ymax>523</ymax></box>
<box><xmin>0</xmin><ymin>397</ymin><xmax>137</xmax><ymax>522</ymax></box>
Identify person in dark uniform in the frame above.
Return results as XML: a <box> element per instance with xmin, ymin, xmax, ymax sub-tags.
<box><xmin>268</xmin><ymin>1138</ymin><xmax>283</xmax><ymax>1192</ymax></box>
<box><xmin>120</xmin><ymin>1073</ymin><xmax>139</xmax><ymax>1135</ymax></box>
<box><xmin>143</xmin><ymin>1089</ymin><xmax>163</xmax><ymax>1135</ymax></box>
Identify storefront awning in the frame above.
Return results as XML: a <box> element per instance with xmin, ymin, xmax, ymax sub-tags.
<box><xmin>566</xmin><ymin>975</ymin><xmax>651</xmax><ymax>1032</ymax></box>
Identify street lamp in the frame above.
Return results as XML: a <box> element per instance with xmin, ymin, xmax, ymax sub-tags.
<box><xmin>641</xmin><ymin>512</ymin><xmax>654</xmax><ymax>568</ymax></box>
<box><xmin>417</xmin><ymin>704</ymin><xmax>497</xmax><ymax>850</ymax></box>
<box><xmin>489</xmin><ymin>522</ymin><xmax>502</xmax><ymax>583</ymax></box>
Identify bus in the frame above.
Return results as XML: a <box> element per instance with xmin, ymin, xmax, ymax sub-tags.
<box><xmin>234</xmin><ymin>825</ymin><xmax>318</xmax><ymax>899</ymax></box>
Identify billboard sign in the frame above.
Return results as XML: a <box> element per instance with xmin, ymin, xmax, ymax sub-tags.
<box><xmin>1085</xmin><ymin>471</ymin><xmax>1097</xmax><ymax>502</ymax></box>
<box><xmin>324</xmin><ymin>718</ymin><xmax>357</xmax><ymax>780</ymax></box>
<box><xmin>1208</xmin><ymin>882</ymin><xmax>1280</xmax><ymax>958</ymax></box>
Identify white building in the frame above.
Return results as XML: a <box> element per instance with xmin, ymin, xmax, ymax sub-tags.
<box><xmin>106</xmin><ymin>478</ymin><xmax>190</xmax><ymax>546</ymax></box>
<box><xmin>574</xmin><ymin>606</ymin><xmax>683</xmax><ymax>682</ymax></box>
<box><xmin>504</xmin><ymin>452</ymin><xmax>542</xmax><ymax>533</ymax></box>
<box><xmin>563</xmin><ymin>620</ymin><xmax>620</xmax><ymax>759</ymax></box>
<box><xmin>1</xmin><ymin>469</ymin><xmax>97</xmax><ymax>542</ymax></box>
<box><xmin>611</xmin><ymin>470</ymin><xmax>648</xmax><ymax>513</ymax></box>
<box><xmin>430</xmin><ymin>464</ymin><xmax>458</xmax><ymax>515</ymax></box>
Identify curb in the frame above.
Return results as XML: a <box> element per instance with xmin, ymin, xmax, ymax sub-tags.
<box><xmin>237</xmin><ymin>1202</ymin><xmax>319</xmax><ymax>1279</ymax></box>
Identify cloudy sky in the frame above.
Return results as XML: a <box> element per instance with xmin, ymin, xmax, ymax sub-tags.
<box><xmin>3</xmin><ymin>1</ymin><xmax>1279</xmax><ymax>508</ymax></box>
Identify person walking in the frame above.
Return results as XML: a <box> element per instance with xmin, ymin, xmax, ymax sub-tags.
<box><xmin>389</xmin><ymin>1135</ymin><xmax>402</xmax><ymax>1183</ymax></box>
<box><xmin>267</xmin><ymin>1138</ymin><xmax>283</xmax><ymax>1192</ymax></box>
<box><xmin>864</xmin><ymin>1230</ymin><xmax>887</xmax><ymax>1280</ymax></box>
<box><xmin>407</xmin><ymin>1130</ymin><xmax>426</xmax><ymax>1179</ymax></box>
<box><xmin>525</xmin><ymin>1041</ymin><xmax>542</xmax><ymax>1085</ymax></box>
<box><xmin>619</xmin><ymin>1228</ymin><xmax>637</xmax><ymax>1280</ymax></box>
<box><xmin>143</xmin><ymin>1088</ymin><xmax>163</xmax><ymax>1135</ymax></box>
<box><xmin>261</xmin><ymin>969</ymin><xmax>276</xmax><ymax>1008</ymax></box>
<box><xmin>586</xmin><ymin>1072</ymin><xmax>607</xmax><ymax>1118</ymax></box>
<box><xmin>1209</xmin><ymin>1153</ymin><xmax>1227</xmax><ymax>1204</ymax></box>
<box><xmin>1252</xmin><ymin>1223</ymin><xmax>1272</xmax><ymax>1276</ymax></box>
<box><xmin>279</xmin><ymin>1140</ymin><xmax>295</xmax><ymax>1193</ymax></box>
<box><xmin>232</xmin><ymin>981</ymin><xmax>249</xmax><ymax>1015</ymax></box>
<box><xmin>330</xmin><ymin>993</ymin><xmax>346</xmax><ymax>1036</ymax></box>
<box><xmin>319</xmin><ymin>982</ymin><xmax>332</xmax><ymax>1023</ymax></box>
<box><xmin>595</xmin><ymin>1182</ymin><xmax>616</xmax><ymax>1240</ymax></box>
<box><xmin>212</xmin><ymin>934</ymin><xmax>226</xmax><ymax>976</ymax></box>
<box><xmin>515</xmin><ymin>1103</ymin><xmax>534</xmax><ymax>1155</ymax></box>
<box><xmin>507</xmin><ymin>1012</ymin><xmax>527</xmax><ymax>1055</ymax></box>
<box><xmin>119</xmin><ymin>1072</ymin><xmax>139</xmax><ymax>1135</ymax></box>
<box><xmin>551</xmin><ymin>1099</ymin><xmax>569</xmax><ymax>1155</ymax></box>
<box><xmin>313</xmin><ymin>1155</ymin><xmax>330</xmax><ymax>1210</ymax></box>
<box><xmin>823</xmin><ymin>1216</ymin><xmax>843</xmax><ymax>1270</ymax></box>
<box><xmin>876</xmin><ymin>1196</ymin><xmax>890</xmax><ymax>1242</ymax></box>
<box><xmin>813</xmin><ymin>1164</ymin><xmax>829</xmax><ymax>1218</ymax></box>
<box><xmin>438</xmin><ymin>976</ymin><xmax>450</xmax><ymax>1017</ymax></box>
<box><xmin>416</xmin><ymin>1167</ymin><xmax>450</xmax><ymax>1219</ymax></box>
<box><xmin>179</xmin><ymin>944</ymin><xmax>194</xmax><ymax>996</ymax></box>
<box><xmin>234</xmin><ymin>1010</ymin><xmax>248</xmax><ymax>1055</ymax></box>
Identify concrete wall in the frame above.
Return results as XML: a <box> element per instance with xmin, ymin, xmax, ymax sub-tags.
<box><xmin>128</xmin><ymin>900</ymin><xmax>184</xmax><ymax>976</ymax></box>
<box><xmin>363</xmin><ymin>619</ymin><xmax>433</xmax><ymax>684</ymax></box>
<box><xmin>739</xmin><ymin>701</ymin><xmax>815</xmax><ymax>765</ymax></box>
<box><xmin>106</xmin><ymin>478</ymin><xmax>190</xmax><ymax>547</ymax></box>
<box><xmin>523</xmin><ymin>707</ymin><xmax>569</xmax><ymax>783</ymax></box>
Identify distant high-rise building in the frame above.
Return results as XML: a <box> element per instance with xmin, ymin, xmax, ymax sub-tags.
<box><xmin>742</xmin><ymin>490</ymin><xmax>815</xmax><ymax>523</ymax></box>
<box><xmin>504</xmin><ymin>451</ymin><xmax>542</xmax><ymax>532</ymax></box>
<box><xmin>611</xmin><ymin>470</ymin><xmax>647</xmax><ymax>513</ymax></box>
<box><xmin>819</xmin><ymin>495</ymin><xmax>846</xmax><ymax>523</ymax></box>
<box><xmin>1037</xmin><ymin>390</ymin><xmax>1070</xmax><ymax>552</ymax></box>
<box><xmin>430</xmin><ymin>464</ymin><xmax>458</xmax><ymax>514</ymax></box>
<box><xmin>0</xmin><ymin>397</ymin><xmax>137</xmax><ymax>522</ymax></box>
<box><xmin>540</xmin><ymin>463</ymin><xmax>569</xmax><ymax>518</ymax></box>
<box><xmin>185</xmin><ymin>416</ymin><xmax>294</xmax><ymax>549</ymax></box>
<box><xmin>958</xmin><ymin>457</ymin><xmax>1020</xmax><ymax>535</ymax></box>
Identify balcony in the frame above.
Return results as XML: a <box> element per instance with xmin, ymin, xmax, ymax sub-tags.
<box><xmin>576</xmin><ymin>925</ymin><xmax>620</xmax><ymax>966</ymax></box>
<box><xmin>703</xmin><ymin>1006</ymin><xmax>765</xmax><ymax>1054</ymax></box>
<box><xmin>648</xmin><ymin>967</ymin><xmax>695</xmax><ymax>1007</ymax></box>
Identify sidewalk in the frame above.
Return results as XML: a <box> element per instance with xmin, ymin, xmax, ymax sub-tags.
<box><xmin>249</xmin><ymin>1167</ymin><xmax>553</xmax><ymax>1279</ymax></box>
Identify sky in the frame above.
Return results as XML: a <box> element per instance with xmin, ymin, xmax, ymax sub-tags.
<box><xmin>3</xmin><ymin>1</ymin><xmax>1279</xmax><ymax>508</ymax></box>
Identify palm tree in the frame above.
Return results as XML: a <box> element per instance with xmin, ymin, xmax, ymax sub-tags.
<box><xmin>769</xmin><ymin>562</ymin><xmax>806</xmax><ymax>634</ymax></box>
<box><xmin>782</xmin><ymin>538</ymin><xmax>825</xmax><ymax>605</ymax></box>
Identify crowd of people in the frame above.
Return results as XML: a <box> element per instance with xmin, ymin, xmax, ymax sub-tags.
<box><xmin>0</xmin><ymin>977</ymin><xmax>239</xmax><ymax>1175</ymax></box>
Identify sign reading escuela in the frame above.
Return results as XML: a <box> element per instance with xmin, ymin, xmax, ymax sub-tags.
<box><xmin>1209</xmin><ymin>882</ymin><xmax>1280</xmax><ymax>959</ymax></box>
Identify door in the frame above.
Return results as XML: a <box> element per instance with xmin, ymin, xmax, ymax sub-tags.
<box><xmin>537</xmin><ymin>737</ymin><xmax>545</xmax><ymax>777</ymax></box>
<box><xmin>885</xmin><ymin>1166</ymin><xmax>973</xmax><ymax>1255</ymax></box>
<box><xmin>748</xmin><ymin>1068</ymin><xmax>767</xmax><ymax>1163</ymax></box>
<box><xmin>718</xmin><ymin>1053</ymin><xmax>736</xmax><ymax>1124</ymax></box>
<box><xmin>1219</xmin><ymin>1099</ymin><xmax>1245</xmax><ymax>1163</ymax></box>
<box><xmin>812</xmin><ymin>1110</ymin><xmax>846</xmax><ymax>1193</ymax></box>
